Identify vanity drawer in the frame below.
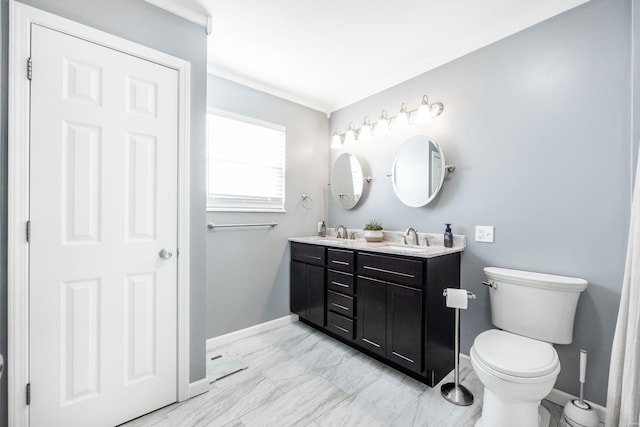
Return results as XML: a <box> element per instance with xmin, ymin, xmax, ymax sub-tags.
<box><xmin>327</xmin><ymin>311</ymin><xmax>355</xmax><ymax>340</ymax></box>
<box><xmin>357</xmin><ymin>252</ymin><xmax>423</xmax><ymax>288</ymax></box>
<box><xmin>291</xmin><ymin>242</ymin><xmax>325</xmax><ymax>266</ymax></box>
<box><xmin>327</xmin><ymin>248</ymin><xmax>355</xmax><ymax>272</ymax></box>
<box><xmin>327</xmin><ymin>269</ymin><xmax>354</xmax><ymax>296</ymax></box>
<box><xmin>327</xmin><ymin>290</ymin><xmax>354</xmax><ymax>317</ymax></box>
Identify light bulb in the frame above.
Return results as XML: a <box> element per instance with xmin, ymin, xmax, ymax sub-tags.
<box><xmin>344</xmin><ymin>122</ymin><xmax>356</xmax><ymax>144</ymax></box>
<box><xmin>417</xmin><ymin>95</ymin><xmax>431</xmax><ymax>123</ymax></box>
<box><xmin>430</xmin><ymin>102</ymin><xmax>444</xmax><ymax>118</ymax></box>
<box><xmin>395</xmin><ymin>103</ymin><xmax>409</xmax><ymax>129</ymax></box>
<box><xmin>331</xmin><ymin>129</ymin><xmax>342</xmax><ymax>147</ymax></box>
<box><xmin>359</xmin><ymin>117</ymin><xmax>372</xmax><ymax>140</ymax></box>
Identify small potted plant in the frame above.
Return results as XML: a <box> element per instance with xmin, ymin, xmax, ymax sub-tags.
<box><xmin>363</xmin><ymin>219</ymin><xmax>384</xmax><ymax>242</ymax></box>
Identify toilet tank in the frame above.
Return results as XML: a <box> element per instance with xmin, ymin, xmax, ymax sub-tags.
<box><xmin>484</xmin><ymin>267</ymin><xmax>587</xmax><ymax>344</ymax></box>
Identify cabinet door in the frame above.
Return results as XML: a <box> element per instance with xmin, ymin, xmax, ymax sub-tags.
<box><xmin>306</xmin><ymin>264</ymin><xmax>325</xmax><ymax>327</ymax></box>
<box><xmin>291</xmin><ymin>261</ymin><xmax>307</xmax><ymax>316</ymax></box>
<box><xmin>291</xmin><ymin>261</ymin><xmax>325</xmax><ymax>327</ymax></box>
<box><xmin>357</xmin><ymin>276</ymin><xmax>386</xmax><ymax>357</ymax></box>
<box><xmin>387</xmin><ymin>283</ymin><xmax>423</xmax><ymax>374</ymax></box>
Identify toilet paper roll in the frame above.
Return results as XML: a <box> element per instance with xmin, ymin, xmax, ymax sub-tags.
<box><xmin>445</xmin><ymin>288</ymin><xmax>468</xmax><ymax>309</ymax></box>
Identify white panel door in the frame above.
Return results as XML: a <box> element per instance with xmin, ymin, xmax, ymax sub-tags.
<box><xmin>29</xmin><ymin>24</ymin><xmax>178</xmax><ymax>427</ymax></box>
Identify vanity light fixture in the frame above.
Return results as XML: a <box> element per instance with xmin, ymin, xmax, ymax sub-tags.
<box><xmin>359</xmin><ymin>117</ymin><xmax>372</xmax><ymax>140</ymax></box>
<box><xmin>417</xmin><ymin>95</ymin><xmax>445</xmax><ymax>121</ymax></box>
<box><xmin>429</xmin><ymin>101</ymin><xmax>444</xmax><ymax>118</ymax></box>
<box><xmin>376</xmin><ymin>110</ymin><xmax>390</xmax><ymax>135</ymax></box>
<box><xmin>344</xmin><ymin>122</ymin><xmax>356</xmax><ymax>144</ymax></box>
<box><xmin>330</xmin><ymin>94</ymin><xmax>445</xmax><ymax>145</ymax></box>
<box><xmin>417</xmin><ymin>95</ymin><xmax>432</xmax><ymax>122</ymax></box>
<box><xmin>331</xmin><ymin>128</ymin><xmax>343</xmax><ymax>147</ymax></box>
<box><xmin>395</xmin><ymin>103</ymin><xmax>409</xmax><ymax>129</ymax></box>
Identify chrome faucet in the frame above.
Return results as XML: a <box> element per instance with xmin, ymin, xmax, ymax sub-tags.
<box><xmin>336</xmin><ymin>225</ymin><xmax>348</xmax><ymax>239</ymax></box>
<box><xmin>404</xmin><ymin>227</ymin><xmax>419</xmax><ymax>245</ymax></box>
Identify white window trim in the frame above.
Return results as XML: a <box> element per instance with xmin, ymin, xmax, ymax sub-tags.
<box><xmin>206</xmin><ymin>108</ymin><xmax>287</xmax><ymax>213</ymax></box>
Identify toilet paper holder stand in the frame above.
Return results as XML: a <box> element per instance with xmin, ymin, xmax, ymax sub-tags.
<box><xmin>441</xmin><ymin>288</ymin><xmax>476</xmax><ymax>406</ymax></box>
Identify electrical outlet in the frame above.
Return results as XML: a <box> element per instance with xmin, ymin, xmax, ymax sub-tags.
<box><xmin>475</xmin><ymin>225</ymin><xmax>495</xmax><ymax>243</ymax></box>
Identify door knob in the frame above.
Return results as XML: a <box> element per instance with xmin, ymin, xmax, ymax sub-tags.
<box><xmin>159</xmin><ymin>248</ymin><xmax>173</xmax><ymax>260</ymax></box>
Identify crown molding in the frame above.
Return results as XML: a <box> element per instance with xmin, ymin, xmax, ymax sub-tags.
<box><xmin>144</xmin><ymin>0</ymin><xmax>212</xmax><ymax>35</ymax></box>
<box><xmin>207</xmin><ymin>65</ymin><xmax>329</xmax><ymax>114</ymax></box>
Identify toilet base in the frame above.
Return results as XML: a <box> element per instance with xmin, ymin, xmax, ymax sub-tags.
<box><xmin>474</xmin><ymin>389</ymin><xmax>551</xmax><ymax>427</ymax></box>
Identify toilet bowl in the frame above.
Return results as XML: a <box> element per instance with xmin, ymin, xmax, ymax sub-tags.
<box><xmin>471</xmin><ymin>329</ymin><xmax>560</xmax><ymax>427</ymax></box>
<box><xmin>471</xmin><ymin>267</ymin><xmax>587</xmax><ymax>427</ymax></box>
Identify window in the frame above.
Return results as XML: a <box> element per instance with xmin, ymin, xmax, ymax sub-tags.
<box><xmin>207</xmin><ymin>111</ymin><xmax>286</xmax><ymax>212</ymax></box>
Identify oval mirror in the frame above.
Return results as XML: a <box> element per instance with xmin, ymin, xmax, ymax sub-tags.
<box><xmin>391</xmin><ymin>135</ymin><xmax>446</xmax><ymax>207</ymax></box>
<box><xmin>330</xmin><ymin>153</ymin><xmax>364</xmax><ymax>209</ymax></box>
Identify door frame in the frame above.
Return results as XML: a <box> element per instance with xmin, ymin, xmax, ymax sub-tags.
<box><xmin>8</xmin><ymin>2</ymin><xmax>196</xmax><ymax>425</ymax></box>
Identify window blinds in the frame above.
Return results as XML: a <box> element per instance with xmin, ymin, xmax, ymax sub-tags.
<box><xmin>207</xmin><ymin>112</ymin><xmax>286</xmax><ymax>212</ymax></box>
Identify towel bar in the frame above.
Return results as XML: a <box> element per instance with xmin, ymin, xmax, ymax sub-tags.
<box><xmin>207</xmin><ymin>221</ymin><xmax>278</xmax><ymax>230</ymax></box>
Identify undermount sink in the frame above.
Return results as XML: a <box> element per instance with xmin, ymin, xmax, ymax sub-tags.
<box><xmin>312</xmin><ymin>238</ymin><xmax>338</xmax><ymax>243</ymax></box>
<box><xmin>312</xmin><ymin>238</ymin><xmax>359</xmax><ymax>245</ymax></box>
<box><xmin>383</xmin><ymin>245</ymin><xmax>433</xmax><ymax>253</ymax></box>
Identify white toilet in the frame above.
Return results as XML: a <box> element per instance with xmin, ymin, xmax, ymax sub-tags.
<box><xmin>471</xmin><ymin>267</ymin><xmax>587</xmax><ymax>427</ymax></box>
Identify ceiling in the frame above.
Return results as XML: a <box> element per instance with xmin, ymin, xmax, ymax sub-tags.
<box><xmin>163</xmin><ymin>0</ymin><xmax>589</xmax><ymax>113</ymax></box>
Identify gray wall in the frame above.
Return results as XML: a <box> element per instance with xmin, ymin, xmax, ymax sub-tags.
<box><xmin>0</xmin><ymin>4</ymin><xmax>208</xmax><ymax>422</ymax></box>
<box><xmin>329</xmin><ymin>0</ymin><xmax>631</xmax><ymax>406</ymax></box>
<box><xmin>206</xmin><ymin>75</ymin><xmax>328</xmax><ymax>338</ymax></box>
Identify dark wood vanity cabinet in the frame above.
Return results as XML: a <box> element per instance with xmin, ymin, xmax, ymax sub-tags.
<box><xmin>290</xmin><ymin>241</ymin><xmax>459</xmax><ymax>387</ymax></box>
<box><xmin>290</xmin><ymin>243</ymin><xmax>326</xmax><ymax>328</ymax></box>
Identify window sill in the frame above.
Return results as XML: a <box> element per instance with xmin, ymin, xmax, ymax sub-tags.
<box><xmin>207</xmin><ymin>207</ymin><xmax>287</xmax><ymax>213</ymax></box>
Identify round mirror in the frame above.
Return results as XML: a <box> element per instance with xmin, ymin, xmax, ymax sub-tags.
<box><xmin>330</xmin><ymin>153</ymin><xmax>364</xmax><ymax>209</ymax></box>
<box><xmin>391</xmin><ymin>135</ymin><xmax>445</xmax><ymax>207</ymax></box>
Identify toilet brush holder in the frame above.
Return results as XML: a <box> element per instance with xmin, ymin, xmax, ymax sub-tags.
<box><xmin>560</xmin><ymin>350</ymin><xmax>599</xmax><ymax>427</ymax></box>
<box><xmin>441</xmin><ymin>288</ymin><xmax>476</xmax><ymax>406</ymax></box>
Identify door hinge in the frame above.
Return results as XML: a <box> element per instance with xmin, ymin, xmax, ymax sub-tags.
<box><xmin>27</xmin><ymin>57</ymin><xmax>32</xmax><ymax>81</ymax></box>
<box><xmin>26</xmin><ymin>221</ymin><xmax>31</xmax><ymax>243</ymax></box>
<box><xmin>26</xmin><ymin>383</ymin><xmax>31</xmax><ymax>406</ymax></box>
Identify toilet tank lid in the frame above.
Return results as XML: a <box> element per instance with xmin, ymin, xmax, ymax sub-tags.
<box><xmin>484</xmin><ymin>267</ymin><xmax>587</xmax><ymax>292</ymax></box>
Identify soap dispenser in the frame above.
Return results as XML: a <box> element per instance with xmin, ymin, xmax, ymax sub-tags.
<box><xmin>320</xmin><ymin>221</ymin><xmax>326</xmax><ymax>237</ymax></box>
<box><xmin>444</xmin><ymin>223</ymin><xmax>453</xmax><ymax>248</ymax></box>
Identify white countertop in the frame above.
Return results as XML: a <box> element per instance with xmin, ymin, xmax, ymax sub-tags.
<box><xmin>290</xmin><ymin>231</ymin><xmax>465</xmax><ymax>259</ymax></box>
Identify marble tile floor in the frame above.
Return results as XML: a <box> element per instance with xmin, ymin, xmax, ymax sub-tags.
<box><xmin>123</xmin><ymin>321</ymin><xmax>564</xmax><ymax>427</ymax></box>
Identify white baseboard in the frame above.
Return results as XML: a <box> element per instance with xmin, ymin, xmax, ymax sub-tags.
<box><xmin>206</xmin><ymin>314</ymin><xmax>299</xmax><ymax>351</ymax></box>
<box><xmin>459</xmin><ymin>354</ymin><xmax>606</xmax><ymax>424</ymax></box>
<box><xmin>185</xmin><ymin>377</ymin><xmax>209</xmax><ymax>401</ymax></box>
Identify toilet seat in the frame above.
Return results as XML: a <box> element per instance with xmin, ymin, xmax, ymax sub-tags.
<box><xmin>471</xmin><ymin>329</ymin><xmax>560</xmax><ymax>382</ymax></box>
